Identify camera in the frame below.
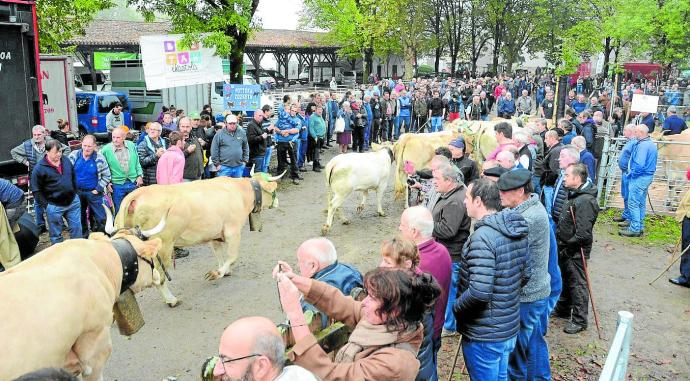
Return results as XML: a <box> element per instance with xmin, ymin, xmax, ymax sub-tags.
<box><xmin>407</xmin><ymin>175</ymin><xmax>420</xmax><ymax>186</ymax></box>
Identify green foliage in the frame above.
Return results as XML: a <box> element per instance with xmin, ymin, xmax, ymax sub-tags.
<box><xmin>36</xmin><ymin>0</ymin><xmax>115</xmax><ymax>53</ymax></box>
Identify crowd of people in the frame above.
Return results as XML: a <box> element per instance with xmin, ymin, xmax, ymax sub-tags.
<box><xmin>2</xmin><ymin>69</ymin><xmax>688</xmax><ymax>381</ymax></box>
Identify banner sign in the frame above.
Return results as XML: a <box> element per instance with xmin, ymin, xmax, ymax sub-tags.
<box><xmin>139</xmin><ymin>34</ymin><xmax>223</xmax><ymax>90</ymax></box>
<box><xmin>630</xmin><ymin>94</ymin><xmax>659</xmax><ymax>113</ymax></box>
<box><xmin>223</xmin><ymin>83</ymin><xmax>262</xmax><ymax>111</ymax></box>
<box><xmin>94</xmin><ymin>52</ymin><xmax>139</xmax><ymax>70</ymax></box>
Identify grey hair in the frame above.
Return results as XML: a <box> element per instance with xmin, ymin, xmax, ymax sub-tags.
<box><xmin>544</xmin><ymin>129</ymin><xmax>559</xmax><ymax>140</ymax></box>
<box><xmin>513</xmin><ymin>131</ymin><xmax>530</xmax><ymax>145</ymax></box>
<box><xmin>404</xmin><ymin>206</ymin><xmax>434</xmax><ymax>238</ymax></box>
<box><xmin>635</xmin><ymin>124</ymin><xmax>649</xmax><ymax>135</ymax></box>
<box><xmin>32</xmin><ymin>125</ymin><xmax>45</xmax><ymax>134</ymax></box>
<box><xmin>251</xmin><ymin>332</ymin><xmax>286</xmax><ymax>371</ymax></box>
<box><xmin>437</xmin><ymin>163</ymin><xmax>462</xmax><ymax>184</ymax></box>
<box><xmin>560</xmin><ymin>145</ymin><xmax>580</xmax><ymax>162</ymax></box>
<box><xmin>304</xmin><ymin>237</ymin><xmax>338</xmax><ymax>266</ymax></box>
<box><xmin>571</xmin><ymin>136</ymin><xmax>586</xmax><ymax>150</ymax></box>
<box><xmin>623</xmin><ymin>124</ymin><xmax>636</xmax><ymax>132</ymax></box>
<box><xmin>342</xmin><ymin>101</ymin><xmax>351</xmax><ymax>109</ymax></box>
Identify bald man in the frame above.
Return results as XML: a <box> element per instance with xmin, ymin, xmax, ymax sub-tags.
<box><xmin>294</xmin><ymin>238</ymin><xmax>363</xmax><ymax>328</ymax></box>
<box><xmin>213</xmin><ymin>317</ymin><xmax>318</xmax><ymax>381</ymax></box>
<box><xmin>496</xmin><ymin>150</ymin><xmax>516</xmax><ymax>170</ymax></box>
<box><xmin>101</xmin><ymin>127</ymin><xmax>143</xmax><ymax>213</ymax></box>
<box><xmin>399</xmin><ymin>206</ymin><xmax>451</xmax><ymax>369</ymax></box>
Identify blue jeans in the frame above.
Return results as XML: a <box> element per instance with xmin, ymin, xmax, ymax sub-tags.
<box><xmin>396</xmin><ymin>115</ymin><xmax>411</xmax><ymax>139</ymax></box>
<box><xmin>443</xmin><ymin>262</ymin><xmax>461</xmax><ymax>331</ymax></box>
<box><xmin>542</xmin><ymin>185</ymin><xmax>554</xmax><ymax>215</ymax></box>
<box><xmin>620</xmin><ymin>172</ymin><xmax>630</xmax><ymax>220</ymax></box>
<box><xmin>364</xmin><ymin>120</ymin><xmax>372</xmax><ymax>149</ymax></box>
<box><xmin>218</xmin><ymin>164</ymin><xmax>246</xmax><ymax>178</ymax></box>
<box><xmin>112</xmin><ymin>181</ymin><xmax>137</xmax><ymax>215</ymax></box>
<box><xmin>296</xmin><ymin>139</ymin><xmax>308</xmax><ymax>167</ymax></box>
<box><xmin>77</xmin><ymin>190</ymin><xmax>106</xmax><ymax>237</ymax></box>
<box><xmin>462</xmin><ymin>336</ymin><xmax>517</xmax><ymax>381</ymax></box>
<box><xmin>264</xmin><ymin>146</ymin><xmax>273</xmax><ymax>172</ymax></box>
<box><xmin>527</xmin><ymin>294</ymin><xmax>560</xmax><ymax>380</ymax></box>
<box><xmin>481</xmin><ymin>115</ymin><xmax>489</xmax><ymax>121</ymax></box>
<box><xmin>34</xmin><ymin>201</ymin><xmax>46</xmax><ymax>229</ymax></box>
<box><xmin>430</xmin><ymin>116</ymin><xmax>443</xmax><ymax>133</ymax></box>
<box><xmin>249</xmin><ymin>155</ymin><xmax>267</xmax><ymax>173</ymax></box>
<box><xmin>46</xmin><ymin>195</ymin><xmax>82</xmax><ymax>244</ymax></box>
<box><xmin>531</xmin><ymin>175</ymin><xmax>542</xmax><ymax>198</ymax></box>
<box><xmin>508</xmin><ymin>299</ymin><xmax>548</xmax><ymax>380</ymax></box>
<box><xmin>628</xmin><ymin>174</ymin><xmax>653</xmax><ymax>232</ymax></box>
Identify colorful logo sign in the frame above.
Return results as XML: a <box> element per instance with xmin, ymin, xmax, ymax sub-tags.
<box><xmin>223</xmin><ymin>84</ymin><xmax>262</xmax><ymax>112</ymax></box>
<box><xmin>163</xmin><ymin>40</ymin><xmax>202</xmax><ymax>69</ymax></box>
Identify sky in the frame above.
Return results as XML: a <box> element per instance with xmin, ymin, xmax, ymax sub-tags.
<box><xmin>255</xmin><ymin>0</ymin><xmax>304</xmax><ymax>30</ymax></box>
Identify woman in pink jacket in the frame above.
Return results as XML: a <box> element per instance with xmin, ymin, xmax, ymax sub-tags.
<box><xmin>156</xmin><ymin>131</ymin><xmax>186</xmax><ymax>185</ymax></box>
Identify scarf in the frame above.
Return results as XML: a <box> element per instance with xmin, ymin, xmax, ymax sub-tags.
<box><xmin>334</xmin><ymin>320</ymin><xmax>415</xmax><ymax>363</ymax></box>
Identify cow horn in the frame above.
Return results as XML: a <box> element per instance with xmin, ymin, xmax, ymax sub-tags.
<box><xmin>104</xmin><ymin>205</ymin><xmax>116</xmax><ymax>235</ymax></box>
<box><xmin>266</xmin><ymin>170</ymin><xmax>287</xmax><ymax>182</ymax></box>
<box><xmin>140</xmin><ymin>215</ymin><xmax>166</xmax><ymax>238</ymax></box>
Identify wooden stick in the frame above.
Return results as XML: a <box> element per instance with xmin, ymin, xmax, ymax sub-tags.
<box><xmin>650</xmin><ymin>242</ymin><xmax>690</xmax><ymax>285</ymax></box>
<box><xmin>447</xmin><ymin>336</ymin><xmax>462</xmax><ymax>381</ymax></box>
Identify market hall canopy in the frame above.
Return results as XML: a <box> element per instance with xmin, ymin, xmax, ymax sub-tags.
<box><xmin>64</xmin><ymin>20</ymin><xmax>342</xmax><ymax>84</ymax></box>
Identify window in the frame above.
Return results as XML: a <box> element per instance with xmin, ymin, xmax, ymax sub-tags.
<box><xmin>76</xmin><ymin>96</ymin><xmax>92</xmax><ymax>114</ymax></box>
<box><xmin>97</xmin><ymin>95</ymin><xmax>129</xmax><ymax>113</ymax></box>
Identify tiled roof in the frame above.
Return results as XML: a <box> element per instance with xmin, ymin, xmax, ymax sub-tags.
<box><xmin>65</xmin><ymin>20</ymin><xmax>339</xmax><ymax>49</ymax></box>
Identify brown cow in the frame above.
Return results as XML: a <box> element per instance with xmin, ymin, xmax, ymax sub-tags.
<box><xmin>0</xmin><ymin>227</ymin><xmax>164</xmax><ymax>381</ymax></box>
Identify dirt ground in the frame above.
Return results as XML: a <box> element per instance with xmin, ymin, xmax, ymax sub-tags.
<box><xmin>87</xmin><ymin>147</ymin><xmax>689</xmax><ymax>381</ymax></box>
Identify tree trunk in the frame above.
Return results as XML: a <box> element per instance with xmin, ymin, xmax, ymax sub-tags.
<box><xmin>228</xmin><ymin>33</ymin><xmax>249</xmax><ymax>84</ymax></box>
<box><xmin>602</xmin><ymin>36</ymin><xmax>612</xmax><ymax>79</ymax></box>
<box><xmin>434</xmin><ymin>46</ymin><xmax>441</xmax><ymax>72</ymax></box>
<box><xmin>492</xmin><ymin>22</ymin><xmax>501</xmax><ymax>74</ymax></box>
<box><xmin>364</xmin><ymin>46</ymin><xmax>374</xmax><ymax>81</ymax></box>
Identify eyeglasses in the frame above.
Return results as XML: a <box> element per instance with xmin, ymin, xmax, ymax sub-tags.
<box><xmin>218</xmin><ymin>353</ymin><xmax>261</xmax><ymax>375</ymax></box>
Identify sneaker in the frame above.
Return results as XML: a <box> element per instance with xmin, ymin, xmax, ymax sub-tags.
<box><xmin>174</xmin><ymin>247</ymin><xmax>190</xmax><ymax>259</ymax></box>
<box><xmin>617</xmin><ymin>220</ymin><xmax>630</xmax><ymax>227</ymax></box>
<box><xmin>563</xmin><ymin>322</ymin><xmax>586</xmax><ymax>334</ymax></box>
<box><xmin>612</xmin><ymin>216</ymin><xmax>626</xmax><ymax>222</ymax></box>
<box><xmin>618</xmin><ymin>229</ymin><xmax>642</xmax><ymax>237</ymax></box>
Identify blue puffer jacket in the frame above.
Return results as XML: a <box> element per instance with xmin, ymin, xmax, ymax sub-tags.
<box><xmin>415</xmin><ymin>311</ymin><xmax>435</xmax><ymax>381</ymax></box>
<box><xmin>301</xmin><ymin>262</ymin><xmax>363</xmax><ymax>329</ymax></box>
<box><xmin>453</xmin><ymin>209</ymin><xmax>531</xmax><ymax>342</ymax></box>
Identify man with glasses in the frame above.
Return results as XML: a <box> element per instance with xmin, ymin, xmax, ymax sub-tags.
<box><xmin>212</xmin><ymin>316</ymin><xmax>318</xmax><ymax>381</ymax></box>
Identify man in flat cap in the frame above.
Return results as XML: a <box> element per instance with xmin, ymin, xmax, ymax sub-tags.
<box><xmin>498</xmin><ymin>169</ymin><xmax>555</xmax><ymax>378</ymax></box>
<box><xmin>483</xmin><ymin>165</ymin><xmax>509</xmax><ymax>182</ymax></box>
<box><xmin>448</xmin><ymin>137</ymin><xmax>479</xmax><ymax>185</ymax></box>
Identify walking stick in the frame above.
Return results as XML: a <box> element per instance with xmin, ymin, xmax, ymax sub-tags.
<box><xmin>649</xmin><ymin>240</ymin><xmax>689</xmax><ymax>285</ymax></box>
<box><xmin>569</xmin><ymin>206</ymin><xmax>604</xmax><ymax>340</ymax></box>
<box><xmin>446</xmin><ymin>335</ymin><xmax>465</xmax><ymax>381</ymax></box>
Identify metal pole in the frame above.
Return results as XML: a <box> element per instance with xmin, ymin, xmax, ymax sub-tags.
<box><xmin>596</xmin><ymin>137</ymin><xmax>611</xmax><ymax>206</ymax></box>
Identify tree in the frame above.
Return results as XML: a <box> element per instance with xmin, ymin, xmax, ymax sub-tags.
<box><xmin>650</xmin><ymin>0</ymin><xmax>690</xmax><ymax>68</ymax></box>
<box><xmin>36</xmin><ymin>0</ymin><xmax>114</xmax><ymax>53</ymax></box>
<box><xmin>128</xmin><ymin>0</ymin><xmax>260</xmax><ymax>83</ymax></box>
<box><xmin>500</xmin><ymin>0</ymin><xmax>538</xmax><ymax>73</ymax></box>
<box><xmin>466</xmin><ymin>0</ymin><xmax>490</xmax><ymax>76</ymax></box>
<box><xmin>440</xmin><ymin>0</ymin><xmax>465</xmax><ymax>74</ymax></box>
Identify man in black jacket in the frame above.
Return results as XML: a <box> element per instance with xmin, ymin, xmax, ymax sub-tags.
<box><xmin>246</xmin><ymin>110</ymin><xmax>269</xmax><ymax>173</ymax></box>
<box><xmin>31</xmin><ymin>140</ymin><xmax>82</xmax><ymax>244</ymax></box>
<box><xmin>540</xmin><ymin>130</ymin><xmax>563</xmax><ymax>214</ymax></box>
<box><xmin>430</xmin><ymin>163</ymin><xmax>471</xmax><ymax>335</ymax></box>
<box><xmin>447</xmin><ymin>137</ymin><xmax>479</xmax><ymax>185</ymax></box>
<box><xmin>554</xmin><ymin>163</ymin><xmax>600</xmax><ymax>334</ymax></box>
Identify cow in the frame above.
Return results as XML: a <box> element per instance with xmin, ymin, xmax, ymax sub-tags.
<box><xmin>0</xmin><ymin>224</ymin><xmax>165</xmax><ymax>381</ymax></box>
<box><xmin>322</xmin><ymin>144</ymin><xmax>394</xmax><ymax>235</ymax></box>
<box><xmin>656</xmin><ymin>131</ymin><xmax>690</xmax><ymax>208</ymax></box>
<box><xmin>108</xmin><ymin>171</ymin><xmax>284</xmax><ymax>307</ymax></box>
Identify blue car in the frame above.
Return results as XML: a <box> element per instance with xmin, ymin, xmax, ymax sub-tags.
<box><xmin>76</xmin><ymin>91</ymin><xmax>132</xmax><ymax>135</ymax></box>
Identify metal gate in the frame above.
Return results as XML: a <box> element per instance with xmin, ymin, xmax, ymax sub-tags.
<box><xmin>597</xmin><ymin>137</ymin><xmax>690</xmax><ymax>214</ymax></box>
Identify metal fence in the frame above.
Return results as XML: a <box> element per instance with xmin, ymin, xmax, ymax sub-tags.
<box><xmin>598</xmin><ymin>137</ymin><xmax>690</xmax><ymax>214</ymax></box>
<box><xmin>599</xmin><ymin>311</ymin><xmax>635</xmax><ymax>381</ymax></box>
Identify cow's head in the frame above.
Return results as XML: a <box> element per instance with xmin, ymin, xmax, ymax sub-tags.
<box><xmin>250</xmin><ymin>168</ymin><xmax>285</xmax><ymax>210</ymax></box>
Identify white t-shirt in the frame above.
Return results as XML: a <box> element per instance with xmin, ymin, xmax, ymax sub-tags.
<box><xmin>275</xmin><ymin>365</ymin><xmax>321</xmax><ymax>381</ymax></box>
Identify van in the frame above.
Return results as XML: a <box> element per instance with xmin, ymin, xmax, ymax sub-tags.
<box><xmin>75</xmin><ymin>91</ymin><xmax>132</xmax><ymax>135</ymax></box>
<box><xmin>298</xmin><ymin>66</ymin><xmax>345</xmax><ymax>85</ymax></box>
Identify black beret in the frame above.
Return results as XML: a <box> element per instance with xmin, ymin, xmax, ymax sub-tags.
<box><xmin>483</xmin><ymin>166</ymin><xmax>509</xmax><ymax>178</ymax></box>
<box><xmin>497</xmin><ymin>168</ymin><xmax>532</xmax><ymax>191</ymax></box>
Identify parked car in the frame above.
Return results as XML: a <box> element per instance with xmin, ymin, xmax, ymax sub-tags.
<box><xmin>246</xmin><ymin>69</ymin><xmax>278</xmax><ymax>88</ymax></box>
<box><xmin>263</xmin><ymin>69</ymin><xmax>288</xmax><ymax>88</ymax></box>
<box><xmin>75</xmin><ymin>91</ymin><xmax>132</xmax><ymax>138</ymax></box>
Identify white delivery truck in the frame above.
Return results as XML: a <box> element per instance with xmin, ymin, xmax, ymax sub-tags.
<box><xmin>38</xmin><ymin>55</ymin><xmax>78</xmax><ymax>134</ymax></box>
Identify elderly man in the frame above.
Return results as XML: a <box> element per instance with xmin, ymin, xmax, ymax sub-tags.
<box><xmin>68</xmin><ymin>135</ymin><xmax>111</xmax><ymax>237</ymax></box>
<box><xmin>497</xmin><ymin>150</ymin><xmax>517</xmax><ymax>170</ymax></box>
<box><xmin>613</xmin><ymin>125</ymin><xmax>638</xmax><ymax>226</ymax></box>
<box><xmin>292</xmin><ymin>238</ymin><xmax>363</xmax><ymax>329</ymax></box>
<box><xmin>101</xmin><ymin>127</ymin><xmax>143</xmax><ymax>213</ymax></box>
<box><xmin>31</xmin><ymin>140</ymin><xmax>82</xmax><ymax>244</ymax></box>
<box><xmin>620</xmin><ymin>125</ymin><xmax>658</xmax><ymax>237</ymax></box>
<box><xmin>572</xmin><ymin>136</ymin><xmax>595</xmax><ymax>183</ymax></box>
<box><xmin>540</xmin><ymin>130</ymin><xmax>564</xmax><ymax>215</ymax></box>
<box><xmin>454</xmin><ymin>178</ymin><xmax>530</xmax><ymax>380</ymax></box>
<box><xmin>11</xmin><ymin>125</ymin><xmax>70</xmax><ymax>231</ymax></box>
<box><xmin>137</xmin><ymin>122</ymin><xmax>167</xmax><ymax>186</ymax></box>
<box><xmin>516</xmin><ymin>89</ymin><xmax>532</xmax><ymax>116</ymax></box>
<box><xmin>211</xmin><ymin>114</ymin><xmax>249</xmax><ymax>178</ymax></box>
<box><xmin>551</xmin><ymin>145</ymin><xmax>581</xmax><ymax>223</ymax></box>
<box><xmin>513</xmin><ymin>131</ymin><xmax>534</xmax><ymax>171</ymax></box>
<box><xmin>662</xmin><ymin>106</ymin><xmax>687</xmax><ymax>135</ymax></box>
<box><xmin>498</xmin><ymin>169</ymin><xmax>552</xmax><ymax>379</ymax></box>
<box><xmin>399</xmin><ymin>205</ymin><xmax>452</xmax><ymax>369</ymax></box>
<box><xmin>447</xmin><ymin>137</ymin><xmax>479</xmax><ymax>185</ymax></box>
<box><xmin>431</xmin><ymin>163</ymin><xmax>472</xmax><ymax>334</ymax></box>
<box><xmin>212</xmin><ymin>316</ymin><xmax>318</xmax><ymax>381</ymax></box>
<box><xmin>179</xmin><ymin>116</ymin><xmax>205</xmax><ymax>181</ymax></box>
<box><xmin>554</xmin><ymin>163</ymin><xmax>600</xmax><ymax>334</ymax></box>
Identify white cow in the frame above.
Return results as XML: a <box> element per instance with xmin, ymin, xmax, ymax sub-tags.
<box><xmin>322</xmin><ymin>144</ymin><xmax>394</xmax><ymax>235</ymax></box>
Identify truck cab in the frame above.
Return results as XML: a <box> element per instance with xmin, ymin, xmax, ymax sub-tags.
<box><xmin>75</xmin><ymin>91</ymin><xmax>132</xmax><ymax>135</ymax></box>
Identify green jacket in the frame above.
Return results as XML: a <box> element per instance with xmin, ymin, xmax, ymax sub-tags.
<box><xmin>101</xmin><ymin>140</ymin><xmax>143</xmax><ymax>185</ymax></box>
<box><xmin>308</xmin><ymin>115</ymin><xmax>327</xmax><ymax>139</ymax></box>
